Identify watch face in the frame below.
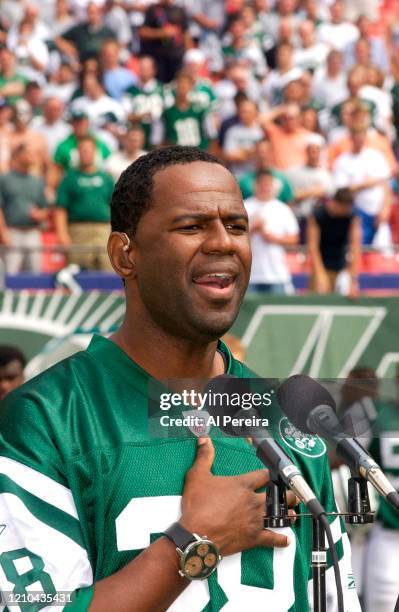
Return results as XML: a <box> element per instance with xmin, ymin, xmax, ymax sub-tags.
<box><xmin>183</xmin><ymin>555</ymin><xmax>202</xmax><ymax>577</ymax></box>
<box><xmin>180</xmin><ymin>539</ymin><xmax>220</xmax><ymax>580</ymax></box>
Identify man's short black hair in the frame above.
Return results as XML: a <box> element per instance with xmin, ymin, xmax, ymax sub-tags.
<box><xmin>0</xmin><ymin>346</ymin><xmax>26</xmax><ymax>369</ymax></box>
<box><xmin>111</xmin><ymin>146</ymin><xmax>226</xmax><ymax>235</ymax></box>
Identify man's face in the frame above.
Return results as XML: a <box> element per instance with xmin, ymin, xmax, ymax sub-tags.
<box><xmin>87</xmin><ymin>3</ymin><xmax>101</xmax><ymax>25</ymax></box>
<box><xmin>19</xmin><ymin>145</ymin><xmax>36</xmax><ymax>169</ymax></box>
<box><xmin>238</xmin><ymin>100</ymin><xmax>257</xmax><ymax>126</ymax></box>
<box><xmin>176</xmin><ymin>76</ymin><xmax>193</xmax><ymax>99</ymax></box>
<box><xmin>282</xmin><ymin>107</ymin><xmax>299</xmax><ymax>132</ymax></box>
<box><xmin>255</xmin><ymin>174</ymin><xmax>274</xmax><ymax>201</ymax></box>
<box><xmin>78</xmin><ymin>140</ymin><xmax>96</xmax><ymax>167</ymax></box>
<box><xmin>256</xmin><ymin>141</ymin><xmax>273</xmax><ymax>167</ymax></box>
<box><xmin>0</xmin><ymin>360</ymin><xmax>24</xmax><ymax>401</ymax></box>
<box><xmin>130</xmin><ymin>162</ymin><xmax>251</xmax><ymax>342</ymax></box>
<box><xmin>124</xmin><ymin>130</ymin><xmax>144</xmax><ymax>154</ymax></box>
<box><xmin>72</xmin><ymin>117</ymin><xmax>89</xmax><ymax>137</ymax></box>
<box><xmin>44</xmin><ymin>98</ymin><xmax>64</xmax><ymax>122</ymax></box>
<box><xmin>0</xmin><ymin>49</ymin><xmax>14</xmax><ymax>73</ymax></box>
<box><xmin>139</xmin><ymin>58</ymin><xmax>155</xmax><ymax>82</ymax></box>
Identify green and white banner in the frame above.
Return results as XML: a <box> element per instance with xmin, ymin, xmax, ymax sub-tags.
<box><xmin>1</xmin><ymin>291</ymin><xmax>399</xmax><ymax>379</ymax></box>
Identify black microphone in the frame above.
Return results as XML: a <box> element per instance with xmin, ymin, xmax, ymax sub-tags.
<box><xmin>205</xmin><ymin>376</ymin><xmax>327</xmax><ymax>519</ymax></box>
<box><xmin>277</xmin><ymin>374</ymin><xmax>399</xmax><ymax>512</ymax></box>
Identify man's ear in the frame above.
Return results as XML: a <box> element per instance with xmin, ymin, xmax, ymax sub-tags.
<box><xmin>107</xmin><ymin>232</ymin><xmax>136</xmax><ymax>279</ymax></box>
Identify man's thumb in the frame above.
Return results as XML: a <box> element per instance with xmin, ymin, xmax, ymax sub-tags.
<box><xmin>194</xmin><ymin>437</ymin><xmax>215</xmax><ymax>471</ymax></box>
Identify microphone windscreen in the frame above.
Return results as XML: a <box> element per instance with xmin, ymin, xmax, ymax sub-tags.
<box><xmin>277</xmin><ymin>374</ymin><xmax>336</xmax><ymax>433</ymax></box>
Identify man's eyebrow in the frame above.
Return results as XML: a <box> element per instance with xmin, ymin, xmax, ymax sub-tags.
<box><xmin>171</xmin><ymin>213</ymin><xmax>249</xmax><ymax>223</ymax></box>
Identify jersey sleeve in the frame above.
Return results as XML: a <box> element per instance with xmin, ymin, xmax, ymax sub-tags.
<box><xmin>0</xmin><ymin>389</ymin><xmax>94</xmax><ymax>610</ymax></box>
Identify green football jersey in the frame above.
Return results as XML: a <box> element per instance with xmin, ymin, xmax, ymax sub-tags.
<box><xmin>122</xmin><ymin>81</ymin><xmax>165</xmax><ymax>149</ymax></box>
<box><xmin>368</xmin><ymin>401</ymin><xmax>399</xmax><ymax>529</ymax></box>
<box><xmin>164</xmin><ymin>80</ymin><xmax>218</xmax><ymax>114</ymax></box>
<box><xmin>0</xmin><ymin>336</ymin><xmax>360</xmax><ymax>611</ymax></box>
<box><xmin>162</xmin><ymin>105</ymin><xmax>209</xmax><ymax>150</ymax></box>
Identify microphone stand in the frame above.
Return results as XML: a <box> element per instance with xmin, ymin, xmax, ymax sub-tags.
<box><xmin>262</xmin><ymin>471</ymin><xmax>327</xmax><ymax>612</ymax></box>
<box><xmin>312</xmin><ymin>517</ymin><xmax>327</xmax><ymax>612</ymax></box>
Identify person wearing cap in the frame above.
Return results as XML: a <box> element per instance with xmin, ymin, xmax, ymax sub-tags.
<box><xmin>53</xmin><ymin>109</ymin><xmax>111</xmax><ymax>180</ymax></box>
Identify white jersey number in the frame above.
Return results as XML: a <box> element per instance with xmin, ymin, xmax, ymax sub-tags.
<box><xmin>115</xmin><ymin>495</ymin><xmax>296</xmax><ymax>612</ymax></box>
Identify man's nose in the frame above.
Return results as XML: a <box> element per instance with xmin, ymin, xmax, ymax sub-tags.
<box><xmin>201</xmin><ymin>222</ymin><xmax>235</xmax><ymax>255</ymax></box>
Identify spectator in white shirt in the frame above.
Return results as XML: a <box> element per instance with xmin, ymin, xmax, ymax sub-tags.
<box><xmin>333</xmin><ymin>122</ymin><xmax>392</xmax><ymax>244</ymax></box>
<box><xmin>8</xmin><ymin>18</ymin><xmax>50</xmax><ymax>84</ymax></box>
<box><xmin>245</xmin><ymin>168</ymin><xmax>299</xmax><ymax>293</ymax></box>
<box><xmin>263</xmin><ymin>42</ymin><xmax>303</xmax><ymax>106</ymax></box>
<box><xmin>44</xmin><ymin>62</ymin><xmax>77</xmax><ymax>104</ymax></box>
<box><xmin>293</xmin><ymin>20</ymin><xmax>329</xmax><ymax>73</ymax></box>
<box><xmin>223</xmin><ymin>99</ymin><xmax>264</xmax><ymax>178</ymax></box>
<box><xmin>31</xmin><ymin>97</ymin><xmax>70</xmax><ymax>156</ymax></box>
<box><xmin>312</xmin><ymin>49</ymin><xmax>348</xmax><ymax>110</ymax></box>
<box><xmin>105</xmin><ymin>124</ymin><xmax>146</xmax><ymax>181</ymax></box>
<box><xmin>317</xmin><ymin>0</ymin><xmax>359</xmax><ymax>52</ymax></box>
<box><xmin>286</xmin><ymin>138</ymin><xmax>333</xmax><ymax>241</ymax></box>
<box><xmin>70</xmin><ymin>73</ymin><xmax>126</xmax><ymax>130</ymax></box>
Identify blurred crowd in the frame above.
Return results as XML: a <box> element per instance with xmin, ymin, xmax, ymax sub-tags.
<box><xmin>0</xmin><ymin>0</ymin><xmax>399</xmax><ymax>294</ymax></box>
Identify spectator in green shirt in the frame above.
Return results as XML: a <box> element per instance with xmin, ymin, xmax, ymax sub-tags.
<box><xmin>0</xmin><ymin>143</ymin><xmax>48</xmax><ymax>274</ymax></box>
<box><xmin>162</xmin><ymin>71</ymin><xmax>210</xmax><ymax>149</ymax></box>
<box><xmin>55</xmin><ymin>136</ymin><xmax>114</xmax><ymax>271</ymax></box>
<box><xmin>239</xmin><ymin>139</ymin><xmax>294</xmax><ymax>203</ymax></box>
<box><xmin>52</xmin><ymin>109</ymin><xmax>111</xmax><ymax>186</ymax></box>
<box><xmin>0</xmin><ymin>47</ymin><xmax>28</xmax><ymax>106</ymax></box>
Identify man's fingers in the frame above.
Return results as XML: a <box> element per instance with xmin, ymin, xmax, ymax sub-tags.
<box><xmin>286</xmin><ymin>491</ymin><xmax>301</xmax><ymax>508</ymax></box>
<box><xmin>256</xmin><ymin>529</ymin><xmax>291</xmax><ymax>548</ymax></box>
<box><xmin>238</xmin><ymin>468</ymin><xmax>269</xmax><ymax>490</ymax></box>
<box><xmin>191</xmin><ymin>437</ymin><xmax>215</xmax><ymax>472</ymax></box>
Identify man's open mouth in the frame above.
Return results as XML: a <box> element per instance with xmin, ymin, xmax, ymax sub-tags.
<box><xmin>192</xmin><ymin>273</ymin><xmax>235</xmax><ymax>289</ymax></box>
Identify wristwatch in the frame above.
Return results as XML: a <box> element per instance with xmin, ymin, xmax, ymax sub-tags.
<box><xmin>164</xmin><ymin>522</ymin><xmax>222</xmax><ymax>580</ymax></box>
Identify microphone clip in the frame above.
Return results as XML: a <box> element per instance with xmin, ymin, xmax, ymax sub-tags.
<box><xmin>346</xmin><ymin>475</ymin><xmax>374</xmax><ymax>524</ymax></box>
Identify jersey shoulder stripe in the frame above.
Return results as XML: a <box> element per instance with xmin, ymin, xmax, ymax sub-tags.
<box><xmin>0</xmin><ymin>456</ymin><xmax>78</xmax><ymax>518</ymax></box>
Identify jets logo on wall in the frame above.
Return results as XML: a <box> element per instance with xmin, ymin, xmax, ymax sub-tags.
<box><xmin>279</xmin><ymin>416</ymin><xmax>326</xmax><ymax>458</ymax></box>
